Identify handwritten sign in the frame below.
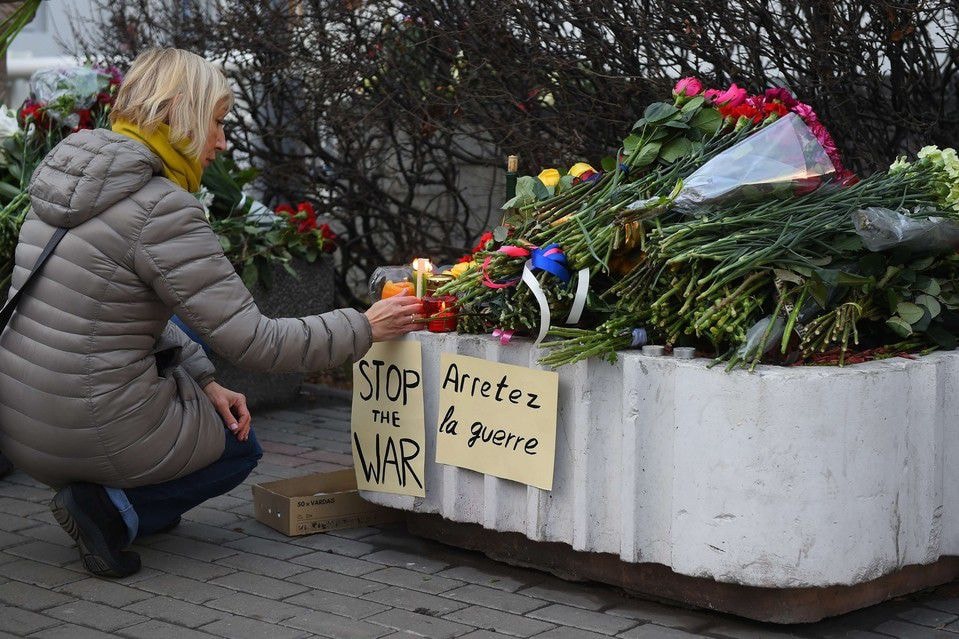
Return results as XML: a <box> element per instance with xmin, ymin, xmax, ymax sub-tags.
<box><xmin>435</xmin><ymin>353</ymin><xmax>559</xmax><ymax>490</ymax></box>
<box><xmin>351</xmin><ymin>341</ymin><xmax>426</xmax><ymax>497</ymax></box>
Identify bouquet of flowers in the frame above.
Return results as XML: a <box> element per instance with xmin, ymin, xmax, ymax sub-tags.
<box><xmin>429</xmin><ymin>77</ymin><xmax>959</xmax><ymax>370</ymax></box>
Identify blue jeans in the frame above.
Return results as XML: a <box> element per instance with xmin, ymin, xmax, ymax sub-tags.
<box><xmin>108</xmin><ymin>429</ymin><xmax>262</xmax><ymax>541</ymax></box>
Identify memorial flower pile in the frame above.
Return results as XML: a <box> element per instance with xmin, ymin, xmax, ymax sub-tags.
<box><xmin>430</xmin><ymin>78</ymin><xmax>959</xmax><ymax>369</ymax></box>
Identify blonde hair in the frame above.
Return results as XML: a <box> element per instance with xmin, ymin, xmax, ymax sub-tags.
<box><xmin>109</xmin><ymin>48</ymin><xmax>233</xmax><ymax>159</ymax></box>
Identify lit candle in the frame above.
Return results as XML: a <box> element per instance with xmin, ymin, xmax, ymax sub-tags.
<box><xmin>411</xmin><ymin>258</ymin><xmax>433</xmax><ymax>298</ymax></box>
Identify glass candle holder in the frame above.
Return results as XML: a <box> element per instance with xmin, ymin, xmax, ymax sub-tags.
<box><xmin>422</xmin><ymin>295</ymin><xmax>458</xmax><ymax>333</ymax></box>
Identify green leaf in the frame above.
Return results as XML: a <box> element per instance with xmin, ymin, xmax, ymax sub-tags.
<box><xmin>623</xmin><ymin>134</ymin><xmax>642</xmax><ymax>154</ymax></box>
<box><xmin>911</xmin><ymin>255</ymin><xmax>935</xmax><ymax>270</ymax></box>
<box><xmin>897</xmin><ymin>301</ymin><xmax>924</xmax><ymax>325</ymax></box>
<box><xmin>643</xmin><ymin>102</ymin><xmax>679</xmax><ymax>123</ymax></box>
<box><xmin>633</xmin><ymin>142</ymin><xmax>661</xmax><ymax>168</ymax></box>
<box><xmin>886</xmin><ymin>316</ymin><xmax>914</xmax><ymax>337</ymax></box>
<box><xmin>922</xmin><ymin>277</ymin><xmax>942</xmax><ymax>296</ymax></box>
<box><xmin>217</xmin><ymin>236</ymin><xmax>232</xmax><ymax>252</ymax></box>
<box><xmin>493</xmin><ymin>226</ymin><xmax>509</xmax><ymax>242</ymax></box>
<box><xmin>925</xmin><ymin>323</ymin><xmax>958</xmax><ymax>349</ymax></box>
<box><xmin>601</xmin><ymin>156</ymin><xmax>617</xmax><ymax>172</ymax></box>
<box><xmin>810</xmin><ymin>280</ymin><xmax>829</xmax><ymax>307</ymax></box>
<box><xmin>631</xmin><ymin>117</ymin><xmax>647</xmax><ymax>131</ymax></box>
<box><xmin>680</xmin><ymin>96</ymin><xmax>706</xmax><ymax>113</ymax></box>
<box><xmin>241</xmin><ymin>263</ymin><xmax>258</xmax><ymax>290</ymax></box>
<box><xmin>659</xmin><ymin>137</ymin><xmax>692</xmax><ymax>163</ymax></box>
<box><xmin>554</xmin><ymin>174</ymin><xmax>575</xmax><ymax>195</ymax></box>
<box><xmin>689</xmin><ymin>107</ymin><xmax>723</xmax><ymax>135</ymax></box>
<box><xmin>282</xmin><ymin>261</ymin><xmax>298</xmax><ymax>278</ymax></box>
<box><xmin>916</xmin><ymin>294</ymin><xmax>942</xmax><ymax>318</ymax></box>
<box><xmin>664</xmin><ymin>120</ymin><xmax>690</xmax><ymax>130</ymax></box>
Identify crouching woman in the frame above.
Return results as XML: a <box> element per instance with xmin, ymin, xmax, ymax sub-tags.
<box><xmin>0</xmin><ymin>48</ymin><xmax>421</xmax><ymax>577</ymax></box>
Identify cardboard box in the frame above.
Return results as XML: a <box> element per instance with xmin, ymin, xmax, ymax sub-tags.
<box><xmin>252</xmin><ymin>469</ymin><xmax>397</xmax><ymax>536</ymax></box>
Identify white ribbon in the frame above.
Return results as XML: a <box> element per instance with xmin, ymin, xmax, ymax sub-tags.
<box><xmin>521</xmin><ymin>262</ymin><xmax>551</xmax><ymax>346</ymax></box>
<box><xmin>565</xmin><ymin>268</ymin><xmax>589</xmax><ymax>325</ymax></box>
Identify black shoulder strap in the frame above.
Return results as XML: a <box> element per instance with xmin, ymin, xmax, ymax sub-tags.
<box><xmin>0</xmin><ymin>227</ymin><xmax>68</xmax><ymax>331</ymax></box>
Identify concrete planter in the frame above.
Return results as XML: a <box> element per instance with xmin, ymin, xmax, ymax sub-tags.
<box><xmin>211</xmin><ymin>257</ymin><xmax>335</xmax><ymax>409</ymax></box>
<box><xmin>361</xmin><ymin>332</ymin><xmax>959</xmax><ymax>621</ymax></box>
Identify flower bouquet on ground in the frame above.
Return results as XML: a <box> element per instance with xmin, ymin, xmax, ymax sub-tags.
<box><xmin>429</xmin><ymin>77</ymin><xmax>959</xmax><ymax>370</ymax></box>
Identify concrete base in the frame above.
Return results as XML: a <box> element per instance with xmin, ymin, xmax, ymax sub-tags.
<box><xmin>406</xmin><ymin>512</ymin><xmax>959</xmax><ymax>623</ymax></box>
<box><xmin>361</xmin><ymin>333</ymin><xmax>959</xmax><ymax>618</ymax></box>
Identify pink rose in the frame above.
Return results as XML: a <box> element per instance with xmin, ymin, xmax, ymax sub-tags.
<box><xmin>703</xmin><ymin>88</ymin><xmax>722</xmax><ymax>103</ymax></box>
<box><xmin>713</xmin><ymin>83</ymin><xmax>747</xmax><ymax>107</ymax></box>
<box><xmin>764</xmin><ymin>87</ymin><xmax>797</xmax><ymax>108</ymax></box>
<box><xmin>673</xmin><ymin>77</ymin><xmax>703</xmax><ymax>98</ymax></box>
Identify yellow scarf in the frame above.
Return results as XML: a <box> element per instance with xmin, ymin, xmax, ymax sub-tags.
<box><xmin>112</xmin><ymin>119</ymin><xmax>203</xmax><ymax>193</ymax></box>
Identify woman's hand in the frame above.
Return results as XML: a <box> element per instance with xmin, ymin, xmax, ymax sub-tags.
<box><xmin>202</xmin><ymin>381</ymin><xmax>252</xmax><ymax>441</ymax></box>
<box><xmin>365</xmin><ymin>292</ymin><xmax>424</xmax><ymax>342</ymax></box>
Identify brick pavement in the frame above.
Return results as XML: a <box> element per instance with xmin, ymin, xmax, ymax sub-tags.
<box><xmin>0</xmin><ymin>385</ymin><xmax>958</xmax><ymax>638</ymax></box>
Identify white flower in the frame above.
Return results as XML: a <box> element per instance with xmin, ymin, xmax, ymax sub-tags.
<box><xmin>0</xmin><ymin>107</ymin><xmax>19</xmax><ymax>140</ymax></box>
<box><xmin>196</xmin><ymin>186</ymin><xmax>215</xmax><ymax>208</ymax></box>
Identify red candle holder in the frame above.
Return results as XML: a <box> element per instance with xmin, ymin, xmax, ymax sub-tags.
<box><xmin>423</xmin><ymin>295</ymin><xmax>458</xmax><ymax>333</ymax></box>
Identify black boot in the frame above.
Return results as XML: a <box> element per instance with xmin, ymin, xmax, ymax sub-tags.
<box><xmin>0</xmin><ymin>450</ymin><xmax>12</xmax><ymax>479</ymax></box>
<box><xmin>50</xmin><ymin>483</ymin><xmax>140</xmax><ymax>578</ymax></box>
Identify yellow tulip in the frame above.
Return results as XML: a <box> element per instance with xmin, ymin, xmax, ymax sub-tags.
<box><xmin>449</xmin><ymin>261</ymin><xmax>475</xmax><ymax>278</ymax></box>
<box><xmin>568</xmin><ymin>162</ymin><xmax>596</xmax><ymax>178</ymax></box>
<box><xmin>537</xmin><ymin>168</ymin><xmax>561</xmax><ymax>188</ymax></box>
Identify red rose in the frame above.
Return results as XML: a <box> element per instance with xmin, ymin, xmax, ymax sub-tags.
<box><xmin>471</xmin><ymin>231</ymin><xmax>494</xmax><ymax>255</ymax></box>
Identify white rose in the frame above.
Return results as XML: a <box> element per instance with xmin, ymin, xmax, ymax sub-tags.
<box><xmin>0</xmin><ymin>107</ymin><xmax>19</xmax><ymax>140</ymax></box>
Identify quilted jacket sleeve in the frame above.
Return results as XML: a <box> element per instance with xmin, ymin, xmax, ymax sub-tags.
<box><xmin>155</xmin><ymin>320</ymin><xmax>216</xmax><ymax>387</ymax></box>
<box><xmin>133</xmin><ymin>189</ymin><xmax>372</xmax><ymax>372</ymax></box>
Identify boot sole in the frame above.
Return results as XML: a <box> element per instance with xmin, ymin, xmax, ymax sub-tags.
<box><xmin>50</xmin><ymin>488</ymin><xmax>140</xmax><ymax>578</ymax></box>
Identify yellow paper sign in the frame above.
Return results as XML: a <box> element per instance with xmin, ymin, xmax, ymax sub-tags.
<box><xmin>351</xmin><ymin>341</ymin><xmax>426</xmax><ymax>497</ymax></box>
<box><xmin>435</xmin><ymin>353</ymin><xmax>559</xmax><ymax>490</ymax></box>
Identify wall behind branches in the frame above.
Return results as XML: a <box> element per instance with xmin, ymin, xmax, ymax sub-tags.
<box><xmin>72</xmin><ymin>0</ymin><xmax>959</xmax><ymax>305</ymax></box>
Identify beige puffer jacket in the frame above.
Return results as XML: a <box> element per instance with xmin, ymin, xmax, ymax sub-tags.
<box><xmin>0</xmin><ymin>129</ymin><xmax>372</xmax><ymax>488</ymax></box>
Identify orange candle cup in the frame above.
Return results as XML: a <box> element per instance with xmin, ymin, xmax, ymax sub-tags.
<box><xmin>381</xmin><ymin>280</ymin><xmax>415</xmax><ymax>299</ymax></box>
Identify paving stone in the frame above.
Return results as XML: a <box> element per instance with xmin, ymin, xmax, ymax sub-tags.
<box><xmin>0</xmin><ymin>496</ymin><xmax>47</xmax><ymax>517</ymax></box>
<box><xmin>134</xmin><ymin>574</ymin><xmax>234</xmax><ymax>604</ymax></box>
<box><xmin>183</xmin><ymin>506</ymin><xmax>245</xmax><ymax>528</ymax></box>
<box><xmin>0</xmin><ymin>551</ymin><xmax>17</xmax><ymax>566</ymax></box>
<box><xmin>136</xmin><ymin>547</ymin><xmax>237</xmax><ymax>581</ymax></box>
<box><xmin>200</xmin><ymin>615</ymin><xmax>309</xmax><ymax>639</ymax></box>
<box><xmin>170</xmin><ymin>520</ymin><xmax>248</xmax><ymax>545</ymax></box>
<box><xmin>118</xmin><ymin>620</ymin><xmax>221</xmax><ymax>639</ymax></box>
<box><xmin>436</xmin><ymin>565</ymin><xmax>543</xmax><ymax>593</ymax></box>
<box><xmin>926</xmin><ymin>598</ymin><xmax>959</xmax><ymax>615</ymax></box>
<box><xmin>364</xmin><ymin>567</ymin><xmax>465</xmax><ymax>595</ymax></box>
<box><xmin>284</xmin><ymin>588</ymin><xmax>391</xmax><ymax>619</ymax></box>
<box><xmin>301</xmin><ymin>449</ymin><xmax>355</xmax><ymax>465</ymax></box>
<box><xmin>1</xmin><ymin>558</ymin><xmax>85</xmax><ymax>588</ymax></box>
<box><xmin>257</xmin><ymin>430</ymin><xmax>316</xmax><ymax>446</ymax></box>
<box><xmin>363</xmin><ymin>549</ymin><xmax>450</xmax><ymax>574</ymax></box>
<box><xmin>205</xmin><ymin>591</ymin><xmax>310</xmax><ymax>623</ymax></box>
<box><xmin>45</xmin><ymin>600</ymin><xmax>147</xmax><ymax>632</ymax></box>
<box><xmin>201</xmin><ymin>493</ymin><xmax>248</xmax><ymax>511</ymax></box>
<box><xmin>287</xmin><ymin>568</ymin><xmax>389</xmax><ymax>597</ymax></box>
<box><xmin>0</xmin><ymin>511</ymin><xmax>41</xmax><ymax>532</ymax></box>
<box><xmin>872</xmin><ymin>620</ymin><xmax>957</xmax><ymax>638</ymax></box>
<box><xmin>604</xmin><ymin>599</ymin><xmax>715</xmax><ymax>632</ymax></box>
<box><xmin>152</xmin><ymin>536</ymin><xmax>239</xmax><ymax>562</ymax></box>
<box><xmin>897</xmin><ymin>606</ymin><xmax>959</xmax><ymax>627</ymax></box>
<box><xmin>328</xmin><ymin>527</ymin><xmax>382</xmax><ymax>541</ymax></box>
<box><xmin>260</xmin><ymin>440</ymin><xmax>315</xmax><ymax>456</ymax></box>
<box><xmin>5</xmin><ymin>540</ymin><xmax>81</xmax><ymax>566</ymax></box>
<box><xmin>288</xmin><ymin>533</ymin><xmax>377</xmax><ymax>558</ymax></box>
<box><xmin>124</xmin><ymin>595</ymin><xmax>228</xmax><ymax>628</ymax></box>
<box><xmin>442</xmin><ymin>584</ymin><xmax>548</xmax><ymax>615</ymax></box>
<box><xmin>53</xmin><ymin>577</ymin><xmax>151</xmax><ymax>608</ymax></box>
<box><xmin>0</xmin><ymin>579</ymin><xmax>75</xmax><ymax>611</ymax></box>
<box><xmin>619</xmin><ymin>625</ymin><xmax>703</xmax><ymax>639</ymax></box>
<box><xmin>366</xmin><ymin>608</ymin><xmax>475</xmax><ymax>639</ymax></box>
<box><xmin>699</xmin><ymin>620</ymin><xmax>802</xmax><ymax>638</ymax></box>
<box><xmin>16</xmin><ymin>524</ymin><xmax>75</xmax><ymax>547</ymax></box>
<box><xmin>459</xmin><ymin>632</ymin><xmax>516</xmax><ymax>639</ymax></box>
<box><xmin>282</xmin><ymin>610</ymin><xmax>394</xmax><ymax>639</ymax></box>
<box><xmin>256</xmin><ymin>462</ymin><xmax>313</xmax><ymax>478</ymax></box>
<box><xmin>291</xmin><ymin>550</ymin><xmax>383</xmax><ymax>575</ymax></box>
<box><xmin>223</xmin><ymin>535</ymin><xmax>313</xmax><ymax>560</ymax></box>
<box><xmin>215</xmin><ymin>550</ymin><xmax>311</xmax><ymax>579</ymax></box>
<box><xmin>529</xmin><ymin>628</ymin><xmax>611</xmax><ymax>639</ymax></box>
<box><xmin>0</xmin><ymin>606</ymin><xmax>60</xmax><ymax>636</ymax></box>
<box><xmin>0</xmin><ymin>483</ymin><xmax>52</xmax><ymax>502</ymax></box>
<box><xmin>29</xmin><ymin>623</ymin><xmax>131</xmax><ymax>639</ymax></box>
<box><xmin>362</xmin><ymin>585</ymin><xmax>467</xmax><ymax>615</ymax></box>
<box><xmin>209</xmin><ymin>570</ymin><xmax>309</xmax><ymax>599</ymax></box>
<box><xmin>527</xmin><ymin>603</ymin><xmax>637</xmax><ymax>634</ymax></box>
<box><xmin>517</xmin><ymin>581</ymin><xmax>620</xmax><ymax>612</ymax></box>
<box><xmin>0</xmin><ymin>529</ymin><xmax>26</xmax><ymax>550</ymax></box>
<box><xmin>444</xmin><ymin>606</ymin><xmax>554</xmax><ymax>638</ymax></box>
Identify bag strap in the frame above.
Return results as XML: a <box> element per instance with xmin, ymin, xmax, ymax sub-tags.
<box><xmin>0</xmin><ymin>227</ymin><xmax>68</xmax><ymax>331</ymax></box>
